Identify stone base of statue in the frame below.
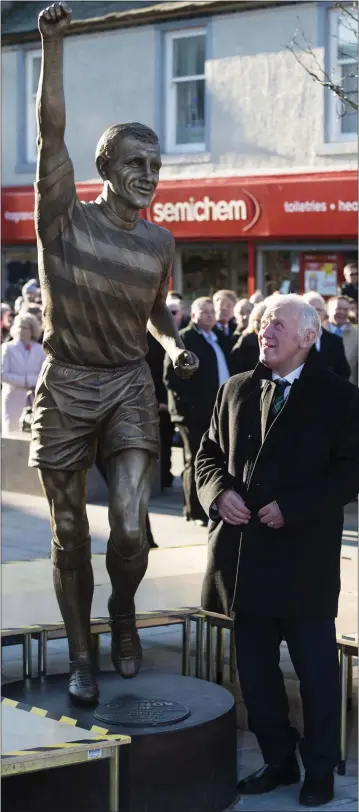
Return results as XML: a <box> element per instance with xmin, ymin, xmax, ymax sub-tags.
<box><xmin>1</xmin><ymin>434</ymin><xmax>162</xmax><ymax>500</ymax></box>
<box><xmin>2</xmin><ymin>671</ymin><xmax>238</xmax><ymax>812</ymax></box>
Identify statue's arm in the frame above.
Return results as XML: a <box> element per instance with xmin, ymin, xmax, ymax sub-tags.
<box><xmin>147</xmin><ymin>235</ymin><xmax>185</xmax><ymax>358</ymax></box>
<box><xmin>148</xmin><ymin>304</ymin><xmax>185</xmax><ymax>357</ymax></box>
<box><xmin>36</xmin><ymin>3</ymin><xmax>72</xmax><ymax>181</ymax></box>
<box><xmin>148</xmin><ymin>235</ymin><xmax>199</xmax><ymax>379</ymax></box>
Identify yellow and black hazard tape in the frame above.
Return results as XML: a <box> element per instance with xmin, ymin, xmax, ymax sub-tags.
<box><xmin>2</xmin><ymin>736</ymin><xmax>130</xmax><ymax>758</ymax></box>
<box><xmin>1</xmin><ymin>697</ymin><xmax>130</xmax><ymax>741</ymax></box>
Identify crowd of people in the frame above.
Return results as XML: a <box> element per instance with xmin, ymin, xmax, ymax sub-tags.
<box><xmin>1</xmin><ymin>279</ymin><xmax>45</xmax><ymax>435</ymax></box>
<box><xmin>1</xmin><ymin>265</ymin><xmax>358</xmax><ymax>518</ymax></box>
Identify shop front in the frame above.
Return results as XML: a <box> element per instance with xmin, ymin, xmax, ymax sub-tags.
<box><xmin>2</xmin><ymin>170</ymin><xmax>357</xmax><ymax>302</ymax></box>
<box><xmin>145</xmin><ymin>170</ymin><xmax>357</xmax><ymax>301</ymax></box>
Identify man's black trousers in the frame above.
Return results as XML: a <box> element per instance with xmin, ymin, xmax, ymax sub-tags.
<box><xmin>178</xmin><ymin>420</ymin><xmax>208</xmax><ymax>522</ymax></box>
<box><xmin>159</xmin><ymin>409</ymin><xmax>173</xmax><ymax>488</ymax></box>
<box><xmin>234</xmin><ymin>613</ymin><xmax>340</xmax><ymax>773</ymax></box>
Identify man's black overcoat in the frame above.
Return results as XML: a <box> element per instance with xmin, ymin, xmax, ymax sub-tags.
<box><xmin>195</xmin><ymin>349</ymin><xmax>359</xmax><ymax>619</ymax></box>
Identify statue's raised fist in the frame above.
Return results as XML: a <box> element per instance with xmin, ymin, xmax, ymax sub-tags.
<box><xmin>38</xmin><ymin>3</ymin><xmax>72</xmax><ymax>38</ymax></box>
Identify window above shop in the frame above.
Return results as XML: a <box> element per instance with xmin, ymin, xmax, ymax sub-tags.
<box><xmin>164</xmin><ymin>28</ymin><xmax>207</xmax><ymax>154</ymax></box>
<box><xmin>16</xmin><ymin>47</ymin><xmax>41</xmax><ymax>172</ymax></box>
<box><xmin>327</xmin><ymin>4</ymin><xmax>358</xmax><ymax>142</ymax></box>
<box><xmin>25</xmin><ymin>49</ymin><xmax>41</xmax><ymax>165</ymax></box>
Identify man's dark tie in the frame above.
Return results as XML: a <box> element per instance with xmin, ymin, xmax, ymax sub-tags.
<box><xmin>270</xmin><ymin>378</ymin><xmax>291</xmax><ymax>419</ymax></box>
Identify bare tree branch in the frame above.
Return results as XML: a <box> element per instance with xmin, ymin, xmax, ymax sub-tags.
<box><xmin>336</xmin><ymin>3</ymin><xmax>358</xmax><ymax>24</ymax></box>
<box><xmin>287</xmin><ymin>7</ymin><xmax>358</xmax><ymax>113</ymax></box>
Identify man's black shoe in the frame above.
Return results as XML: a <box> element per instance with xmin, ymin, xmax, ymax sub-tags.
<box><xmin>238</xmin><ymin>753</ymin><xmax>300</xmax><ymax>795</ymax></box>
<box><xmin>299</xmin><ymin>771</ymin><xmax>334</xmax><ymax>807</ymax></box>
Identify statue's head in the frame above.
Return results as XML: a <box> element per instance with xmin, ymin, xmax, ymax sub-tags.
<box><xmin>95</xmin><ymin>122</ymin><xmax>161</xmax><ymax>211</ymax></box>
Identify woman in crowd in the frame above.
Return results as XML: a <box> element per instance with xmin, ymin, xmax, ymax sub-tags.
<box><xmin>20</xmin><ymin>302</ymin><xmax>44</xmax><ymax>342</ymax></box>
<box><xmin>1</xmin><ymin>313</ymin><xmax>45</xmax><ymax>435</ymax></box>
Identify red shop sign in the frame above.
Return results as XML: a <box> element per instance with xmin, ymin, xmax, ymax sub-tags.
<box><xmin>2</xmin><ymin>170</ymin><xmax>357</xmax><ymax>244</ymax></box>
<box><xmin>1</xmin><ymin>181</ymin><xmax>103</xmax><ymax>244</ymax></box>
<box><xmin>146</xmin><ymin>171</ymin><xmax>357</xmax><ymax>240</ymax></box>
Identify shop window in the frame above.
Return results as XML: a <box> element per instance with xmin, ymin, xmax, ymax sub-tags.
<box><xmin>164</xmin><ymin>29</ymin><xmax>206</xmax><ymax>153</ymax></box>
<box><xmin>25</xmin><ymin>49</ymin><xmax>41</xmax><ymax>164</ymax></box>
<box><xmin>328</xmin><ymin>5</ymin><xmax>358</xmax><ymax>141</ymax></box>
<box><xmin>181</xmin><ymin>245</ymin><xmax>248</xmax><ymax>301</ymax></box>
<box><xmin>264</xmin><ymin>251</ymin><xmax>300</xmax><ymax>296</ymax></box>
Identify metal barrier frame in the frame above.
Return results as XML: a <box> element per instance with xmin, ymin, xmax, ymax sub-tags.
<box><xmin>1</xmin><ymin>609</ymin><xmax>198</xmax><ymax>680</ymax></box>
<box><xmin>337</xmin><ymin>637</ymin><xmax>357</xmax><ymax>776</ymax></box>
<box><xmin>2</xmin><ymin>740</ymin><xmax>122</xmax><ymax>812</ymax></box>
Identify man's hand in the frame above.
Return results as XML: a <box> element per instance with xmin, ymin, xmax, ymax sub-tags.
<box><xmin>38</xmin><ymin>2</ymin><xmax>72</xmax><ymax>38</ymax></box>
<box><xmin>258</xmin><ymin>501</ymin><xmax>284</xmax><ymax>530</ymax></box>
<box><xmin>173</xmin><ymin>349</ymin><xmax>199</xmax><ymax>379</ymax></box>
<box><xmin>217</xmin><ymin>490</ymin><xmax>251</xmax><ymax>526</ymax></box>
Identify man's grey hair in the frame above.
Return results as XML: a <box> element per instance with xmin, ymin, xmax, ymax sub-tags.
<box><xmin>234</xmin><ymin>298</ymin><xmax>252</xmax><ymax>312</ymax></box>
<box><xmin>213</xmin><ymin>289</ymin><xmax>237</xmax><ymax>304</ymax></box>
<box><xmin>249</xmin><ymin>290</ymin><xmax>265</xmax><ymax>304</ymax></box>
<box><xmin>302</xmin><ymin>291</ymin><xmax>326</xmax><ymax>310</ymax></box>
<box><xmin>191</xmin><ymin>297</ymin><xmax>213</xmax><ymax>317</ymax></box>
<box><xmin>264</xmin><ymin>294</ymin><xmax>321</xmax><ymax>338</ymax></box>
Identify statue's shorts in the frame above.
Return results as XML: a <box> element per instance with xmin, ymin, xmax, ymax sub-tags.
<box><xmin>29</xmin><ymin>358</ymin><xmax>160</xmax><ymax>470</ymax></box>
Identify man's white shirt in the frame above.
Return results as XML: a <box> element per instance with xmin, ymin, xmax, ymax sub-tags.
<box><xmin>200</xmin><ymin>329</ymin><xmax>230</xmax><ymax>386</ymax></box>
<box><xmin>272</xmin><ymin>364</ymin><xmax>304</xmax><ymax>400</ymax></box>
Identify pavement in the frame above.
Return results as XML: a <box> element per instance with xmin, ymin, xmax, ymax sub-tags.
<box><xmin>1</xmin><ymin>450</ymin><xmax>358</xmax><ymax>811</ymax></box>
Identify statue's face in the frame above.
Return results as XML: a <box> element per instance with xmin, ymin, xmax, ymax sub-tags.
<box><xmin>105</xmin><ymin>135</ymin><xmax>161</xmax><ymax>211</ymax></box>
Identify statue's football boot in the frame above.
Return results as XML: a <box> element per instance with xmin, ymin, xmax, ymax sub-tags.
<box><xmin>68</xmin><ymin>658</ymin><xmax>99</xmax><ymax>706</ymax></box>
<box><xmin>110</xmin><ymin>613</ymin><xmax>142</xmax><ymax>678</ymax></box>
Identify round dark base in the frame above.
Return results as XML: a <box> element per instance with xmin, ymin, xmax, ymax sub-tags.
<box><xmin>3</xmin><ymin>672</ymin><xmax>238</xmax><ymax>812</ymax></box>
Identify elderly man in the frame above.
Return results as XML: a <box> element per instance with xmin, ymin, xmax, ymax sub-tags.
<box><xmin>302</xmin><ymin>292</ymin><xmax>350</xmax><ymax>379</ymax></box>
<box><xmin>233</xmin><ymin>298</ymin><xmax>253</xmax><ymax>338</ymax></box>
<box><xmin>164</xmin><ymin>297</ymin><xmax>230</xmax><ymax>526</ymax></box>
<box><xmin>327</xmin><ymin>296</ymin><xmax>358</xmax><ymax>385</ymax></box>
<box><xmin>196</xmin><ymin>295</ymin><xmax>359</xmax><ymax>807</ymax></box>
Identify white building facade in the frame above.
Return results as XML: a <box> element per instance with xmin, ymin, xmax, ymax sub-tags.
<box><xmin>2</xmin><ymin>0</ymin><xmax>357</xmax><ymax>300</ymax></box>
